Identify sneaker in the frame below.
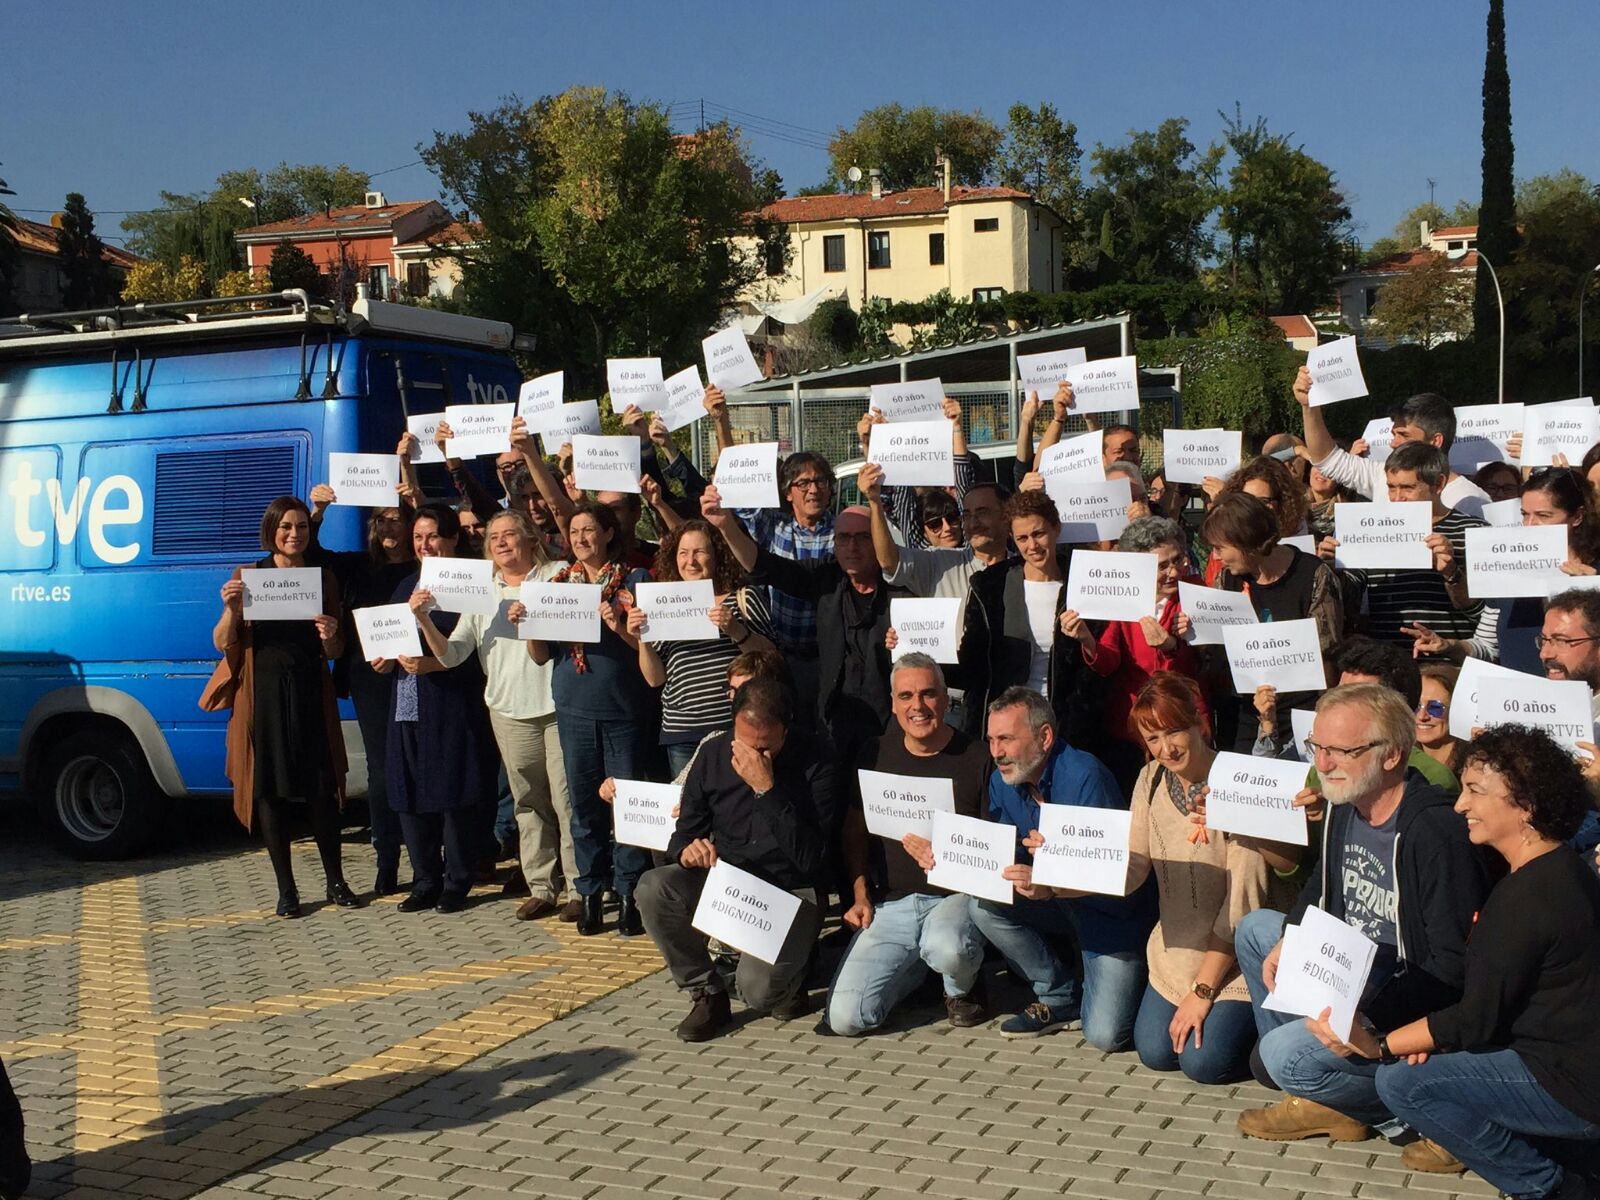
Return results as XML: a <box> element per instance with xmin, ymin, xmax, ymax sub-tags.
<box><xmin>675</xmin><ymin>988</ymin><xmax>733</xmax><ymax>1043</ymax></box>
<box><xmin>1236</xmin><ymin>1097</ymin><xmax>1374</xmax><ymax>1144</ymax></box>
<box><xmin>1402</xmin><ymin>1137</ymin><xmax>1465</xmax><ymax>1174</ymax></box>
<box><xmin>998</xmin><ymin>1001</ymin><xmax>1078</xmax><ymax>1039</ymax></box>
<box><xmin>944</xmin><ymin>974</ymin><xmax>989</xmax><ymax>1028</ymax></box>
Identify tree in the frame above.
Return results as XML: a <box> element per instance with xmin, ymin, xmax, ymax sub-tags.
<box><xmin>1365</xmin><ymin>198</ymin><xmax>1480</xmax><ymax>261</ymax></box>
<box><xmin>1477</xmin><ymin>0</ymin><xmax>1518</xmax><ymax>349</ymax></box>
<box><xmin>1500</xmin><ymin>170</ymin><xmax>1600</xmax><ymax>369</ymax></box>
<box><xmin>1085</xmin><ymin>119</ymin><xmax>1222</xmax><ymax>284</ymax></box>
<box><xmin>57</xmin><ymin>193</ymin><xmax>114</xmax><ymax>308</ymax></box>
<box><xmin>120</xmin><ymin>255</ymin><xmax>208</xmax><ymax>303</ymax></box>
<box><xmin>824</xmin><ymin>104</ymin><xmax>1002</xmax><ymax>191</ymax></box>
<box><xmin>1368</xmin><ymin>255</ymin><xmax>1475</xmax><ymax>348</ymax></box>
<box><xmin>997</xmin><ymin>102</ymin><xmax>1083</xmax><ymax>220</ymax></box>
<box><xmin>268</xmin><ymin>239</ymin><xmax>324</xmax><ymax>297</ymax></box>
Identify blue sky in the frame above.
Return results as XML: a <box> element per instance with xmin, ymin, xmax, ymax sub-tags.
<box><xmin>6</xmin><ymin>0</ymin><xmax>1595</xmax><ymax>249</ymax></box>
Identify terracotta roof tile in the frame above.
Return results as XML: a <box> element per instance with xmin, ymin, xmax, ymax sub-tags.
<box><xmin>1348</xmin><ymin>247</ymin><xmax>1477</xmax><ymax>277</ymax></box>
<box><xmin>395</xmin><ymin>219</ymin><xmax>479</xmax><ymax>248</ymax></box>
<box><xmin>758</xmin><ymin>185</ymin><xmax>1035</xmax><ymax>224</ymax></box>
<box><xmin>13</xmin><ymin>217</ymin><xmax>140</xmax><ymax>269</ymax></box>
<box><xmin>237</xmin><ymin>200</ymin><xmax>439</xmax><ymax>238</ymax></box>
<box><xmin>1431</xmin><ymin>225</ymin><xmax>1478</xmax><ymax>238</ymax></box>
<box><xmin>1268</xmin><ymin>315</ymin><xmax>1317</xmax><ymax>339</ymax></box>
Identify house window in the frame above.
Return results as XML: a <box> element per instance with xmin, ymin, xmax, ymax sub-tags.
<box><xmin>974</xmin><ymin>217</ymin><xmax>1000</xmax><ymax>233</ymax></box>
<box><xmin>972</xmin><ymin>287</ymin><xmax>1004</xmax><ymax>304</ymax></box>
<box><xmin>765</xmin><ymin>237</ymin><xmax>785</xmax><ymax>276</ymax></box>
<box><xmin>1364</xmin><ymin>286</ymin><xmax>1382</xmax><ymax>315</ymax></box>
<box><xmin>928</xmin><ymin>233</ymin><xmax>945</xmax><ymax>266</ymax></box>
<box><xmin>406</xmin><ymin>263</ymin><xmax>430</xmax><ymax>297</ymax></box>
<box><xmin>368</xmin><ymin>265</ymin><xmax>391</xmax><ymax>298</ymax></box>
<box><xmin>822</xmin><ymin>234</ymin><xmax>846</xmax><ymax>273</ymax></box>
<box><xmin>867</xmin><ymin>231</ymin><xmax>891</xmax><ymax>269</ymax></box>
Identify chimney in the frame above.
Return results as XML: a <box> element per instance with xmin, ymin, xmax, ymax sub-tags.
<box><xmin>941</xmin><ymin>155</ymin><xmax>952</xmax><ymax>202</ymax></box>
<box><xmin>1419</xmin><ymin>219</ymin><xmax>1432</xmax><ymax>248</ymax></box>
<box><xmin>869</xmin><ymin>168</ymin><xmax>882</xmax><ymax>202</ymax></box>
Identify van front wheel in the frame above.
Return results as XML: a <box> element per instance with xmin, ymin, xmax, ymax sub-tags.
<box><xmin>42</xmin><ymin>729</ymin><xmax>158</xmax><ymax>860</ymax></box>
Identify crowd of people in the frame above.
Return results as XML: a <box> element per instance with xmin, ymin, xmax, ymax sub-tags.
<box><xmin>204</xmin><ymin>370</ymin><xmax>1600</xmax><ymax>1200</ymax></box>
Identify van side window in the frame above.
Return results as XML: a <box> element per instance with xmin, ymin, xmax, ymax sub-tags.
<box><xmin>154</xmin><ymin>444</ymin><xmax>297</xmax><ymax>558</ymax></box>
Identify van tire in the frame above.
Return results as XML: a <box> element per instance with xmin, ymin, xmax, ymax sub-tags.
<box><xmin>40</xmin><ymin>728</ymin><xmax>159</xmax><ymax>860</ymax></box>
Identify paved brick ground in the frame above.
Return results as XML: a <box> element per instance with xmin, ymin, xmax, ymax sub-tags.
<box><xmin>0</xmin><ymin>800</ymin><xmax>1502</xmax><ymax>1200</ymax></box>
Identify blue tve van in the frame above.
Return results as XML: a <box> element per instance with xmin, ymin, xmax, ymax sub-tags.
<box><xmin>0</xmin><ymin>289</ymin><xmax>523</xmax><ymax>857</ymax></box>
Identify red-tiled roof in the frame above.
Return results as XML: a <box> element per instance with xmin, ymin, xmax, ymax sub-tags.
<box><xmin>1431</xmin><ymin>225</ymin><xmax>1478</xmax><ymax>238</ymax></box>
<box><xmin>236</xmin><ymin>200</ymin><xmax>440</xmax><ymax>238</ymax></box>
<box><xmin>1268</xmin><ymin>315</ymin><xmax>1317</xmax><ymax>339</ymax></box>
<box><xmin>1351</xmin><ymin>247</ymin><xmax>1478</xmax><ymax>276</ymax></box>
<box><xmin>759</xmin><ymin>185</ymin><xmax>1035</xmax><ymax>224</ymax></box>
<box><xmin>395</xmin><ymin>220</ymin><xmax>479</xmax><ymax>248</ymax></box>
<box><xmin>13</xmin><ymin>217</ymin><xmax>141</xmax><ymax>269</ymax></box>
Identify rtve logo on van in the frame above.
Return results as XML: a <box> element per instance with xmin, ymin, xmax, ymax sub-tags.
<box><xmin>4</xmin><ymin>459</ymin><xmax>143</xmax><ymax>565</ymax></box>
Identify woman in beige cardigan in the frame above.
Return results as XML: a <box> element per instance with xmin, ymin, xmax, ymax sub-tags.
<box><xmin>1124</xmin><ymin>672</ymin><xmax>1301</xmax><ymax>1083</ymax></box>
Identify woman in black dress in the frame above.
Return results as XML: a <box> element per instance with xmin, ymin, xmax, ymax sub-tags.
<box><xmin>214</xmin><ymin>496</ymin><xmax>361</xmax><ymax>917</ymax></box>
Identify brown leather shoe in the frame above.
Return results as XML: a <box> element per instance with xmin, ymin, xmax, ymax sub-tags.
<box><xmin>944</xmin><ymin>973</ymin><xmax>988</xmax><ymax>1028</ymax></box>
<box><xmin>558</xmin><ymin>898</ymin><xmax>583</xmax><ymax>922</ymax></box>
<box><xmin>1401</xmin><ymin>1138</ymin><xmax>1465</xmax><ymax>1174</ymax></box>
<box><xmin>675</xmin><ymin>989</ymin><xmax>733</xmax><ymax>1042</ymax></box>
<box><xmin>1236</xmin><ymin>1097</ymin><xmax>1373</xmax><ymax>1143</ymax></box>
<box><xmin>515</xmin><ymin>896</ymin><xmax>558</xmax><ymax>921</ymax></box>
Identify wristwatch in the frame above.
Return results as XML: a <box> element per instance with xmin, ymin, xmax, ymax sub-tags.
<box><xmin>1376</xmin><ymin>1033</ymin><xmax>1398</xmax><ymax>1064</ymax></box>
<box><xmin>1191</xmin><ymin>981</ymin><xmax>1218</xmax><ymax>1002</ymax></box>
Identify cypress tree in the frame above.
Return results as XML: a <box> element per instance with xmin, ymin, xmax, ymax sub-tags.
<box><xmin>1476</xmin><ymin>0</ymin><xmax>1517</xmax><ymax>378</ymax></box>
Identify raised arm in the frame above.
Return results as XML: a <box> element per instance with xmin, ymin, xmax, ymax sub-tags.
<box><xmin>703</xmin><ymin>385</ymin><xmax>734</xmax><ymax>466</ymax></box>
<box><xmin>701</xmin><ymin>484</ymin><xmax>760</xmax><ymax>573</ymax></box>
<box><xmin>1033</xmin><ymin>382</ymin><xmax>1076</xmax><ymax>469</ymax></box>
<box><xmin>859</xmin><ymin>462</ymin><xmax>901</xmax><ymax>577</ymax></box>
<box><xmin>511</xmin><ymin>416</ymin><xmax>576</xmax><ymax>541</ymax></box>
<box><xmin>1015</xmin><ymin>390</ymin><xmax>1042</xmax><ymax>478</ymax></box>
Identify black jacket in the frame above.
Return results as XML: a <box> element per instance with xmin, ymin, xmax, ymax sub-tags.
<box><xmin>1287</xmin><ymin>769</ymin><xmax>1491</xmax><ymax>1031</ymax></box>
<box><xmin>748</xmin><ymin>547</ymin><xmax>907</xmax><ymax>751</ymax></box>
<box><xmin>950</xmin><ymin>550</ymin><xmax>1097</xmax><ymax>746</ymax></box>
<box><xmin>667</xmin><ymin>729</ymin><xmax>842</xmax><ymax>890</ymax></box>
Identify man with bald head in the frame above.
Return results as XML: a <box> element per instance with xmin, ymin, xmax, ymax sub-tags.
<box><xmin>707</xmin><ymin>491</ymin><xmax>905</xmax><ymax>762</ymax></box>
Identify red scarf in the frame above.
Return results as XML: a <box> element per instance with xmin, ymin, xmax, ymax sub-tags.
<box><xmin>551</xmin><ymin>559</ymin><xmax>629</xmax><ymax>673</ymax></box>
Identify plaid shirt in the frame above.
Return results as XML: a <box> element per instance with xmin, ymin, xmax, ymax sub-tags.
<box><xmin>736</xmin><ymin>507</ymin><xmax>834</xmax><ymax>653</ymax></box>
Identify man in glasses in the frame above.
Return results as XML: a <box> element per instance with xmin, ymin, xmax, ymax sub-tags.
<box><xmin>1539</xmin><ymin>590</ymin><xmax>1600</xmax><ymax>720</ymax></box>
<box><xmin>1232</xmin><ymin>684</ymin><xmax>1487</xmax><ymax>1151</ymax></box>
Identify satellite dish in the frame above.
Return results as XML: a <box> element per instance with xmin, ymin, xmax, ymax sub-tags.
<box><xmin>846</xmin><ymin>166</ymin><xmax>862</xmax><ymax>184</ymax></box>
<box><xmin>50</xmin><ymin>212</ymin><xmax>65</xmax><ymax>229</ymax></box>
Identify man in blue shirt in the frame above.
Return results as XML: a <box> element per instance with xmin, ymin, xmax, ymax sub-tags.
<box><xmin>975</xmin><ymin>686</ymin><xmax>1156</xmax><ymax>1048</ymax></box>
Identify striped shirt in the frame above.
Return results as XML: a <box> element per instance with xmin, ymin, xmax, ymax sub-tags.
<box><xmin>657</xmin><ymin>588</ymin><xmax>776</xmax><ymax>740</ymax></box>
<box><xmin>1345</xmin><ymin>508</ymin><xmax>1485</xmax><ymax>647</ymax></box>
<box><xmin>734</xmin><ymin>508</ymin><xmax>833</xmax><ymax>653</ymax></box>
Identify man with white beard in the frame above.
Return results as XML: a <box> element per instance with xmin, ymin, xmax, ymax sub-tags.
<box><xmin>1231</xmin><ymin>684</ymin><xmax>1489</xmax><ymax>1157</ymax></box>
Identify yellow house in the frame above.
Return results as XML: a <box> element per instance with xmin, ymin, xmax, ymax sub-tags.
<box><xmin>744</xmin><ymin>172</ymin><xmax>1066</xmax><ymax>312</ymax></box>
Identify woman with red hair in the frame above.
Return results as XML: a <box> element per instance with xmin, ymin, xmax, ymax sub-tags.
<box><xmin>1122</xmin><ymin>672</ymin><xmax>1300</xmax><ymax>1083</ymax></box>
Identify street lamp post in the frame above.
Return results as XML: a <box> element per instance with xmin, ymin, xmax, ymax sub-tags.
<box><xmin>1580</xmin><ymin>263</ymin><xmax>1600</xmax><ymax>399</ymax></box>
<box><xmin>1450</xmin><ymin>246</ymin><xmax>1504</xmax><ymax>404</ymax></box>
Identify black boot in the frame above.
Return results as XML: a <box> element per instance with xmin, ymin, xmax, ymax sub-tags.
<box><xmin>616</xmin><ymin>893</ymin><xmax>644</xmax><ymax>937</ymax></box>
<box><xmin>675</xmin><ymin>989</ymin><xmax>733</xmax><ymax>1043</ymax></box>
<box><xmin>0</xmin><ymin>1057</ymin><xmax>30</xmax><ymax>1200</ymax></box>
<box><xmin>326</xmin><ymin>880</ymin><xmax>363</xmax><ymax>909</ymax></box>
<box><xmin>576</xmin><ymin>893</ymin><xmax>605</xmax><ymax>936</ymax></box>
<box><xmin>275</xmin><ymin>889</ymin><xmax>302</xmax><ymax>918</ymax></box>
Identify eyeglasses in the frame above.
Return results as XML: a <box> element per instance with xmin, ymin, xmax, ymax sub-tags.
<box><xmin>1416</xmin><ymin>699</ymin><xmax>1448</xmax><ymax>719</ymax></box>
<box><xmin>788</xmin><ymin>477</ymin><xmax>829</xmax><ymax>492</ymax></box>
<box><xmin>1302</xmin><ymin>739</ymin><xmax>1383</xmax><ymax>764</ymax></box>
<box><xmin>1534</xmin><ymin>634</ymin><xmax>1598</xmax><ymax>650</ymax></box>
<box><xmin>495</xmin><ymin>460</ymin><xmax>521</xmax><ymax>475</ymax></box>
<box><xmin>923</xmin><ymin>514</ymin><xmax>960</xmax><ymax>529</ymax></box>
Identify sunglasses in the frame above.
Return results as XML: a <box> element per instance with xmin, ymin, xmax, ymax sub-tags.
<box><xmin>1416</xmin><ymin>699</ymin><xmax>1448</xmax><ymax>719</ymax></box>
<box><xmin>923</xmin><ymin>514</ymin><xmax>960</xmax><ymax>529</ymax></box>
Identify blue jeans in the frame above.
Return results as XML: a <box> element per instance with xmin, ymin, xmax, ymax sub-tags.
<box><xmin>1376</xmin><ymin>1049</ymin><xmax>1600</xmax><ymax>1199</ymax></box>
<box><xmin>826</xmin><ymin>893</ymin><xmax>983</xmax><ymax>1037</ymax></box>
<box><xmin>1133</xmin><ymin>986</ymin><xmax>1259</xmax><ymax>1085</ymax></box>
<box><xmin>664</xmin><ymin>741</ymin><xmax>700</xmax><ymax>778</ymax></box>
<box><xmin>970</xmin><ymin>896</ymin><xmax>1145</xmax><ymax>1051</ymax></box>
<box><xmin>556</xmin><ymin>713</ymin><xmax>651</xmax><ymax>898</ymax></box>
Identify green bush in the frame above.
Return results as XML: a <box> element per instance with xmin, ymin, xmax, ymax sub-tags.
<box><xmin>1139</xmin><ymin>333</ymin><xmax>1301</xmax><ymax>440</ymax></box>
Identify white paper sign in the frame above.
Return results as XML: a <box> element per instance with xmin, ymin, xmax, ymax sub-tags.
<box><xmin>326</xmin><ymin>452</ymin><xmax>399</xmax><ymax>508</ymax></box>
<box><xmin>1451</xmin><ymin>403</ymin><xmax>1525</xmax><ymax>471</ymax></box>
<box><xmin>613</xmin><ymin>779</ymin><xmax>680</xmax><ymax>851</ymax></box>
<box><xmin>1333</xmin><ymin>501</ymin><xmax>1433</xmax><ymax>570</ymax></box>
<box><xmin>1204</xmin><ymin>751</ymin><xmax>1309</xmax><ymax>846</ymax></box>
<box><xmin>1447</xmin><ymin>656</ymin><xmax>1527</xmax><ymax>739</ymax></box>
<box><xmin>1282</xmin><ymin>534</ymin><xmax>1318</xmax><ymax>556</ymax></box>
<box><xmin>889</xmin><ymin>597</ymin><xmax>962</xmax><ymax>663</ymax></box>
<box><xmin>1466</xmin><ymin>524</ymin><xmax>1569</xmax><ymax>599</ymax></box>
<box><xmin>419</xmin><ymin>556</ymin><xmax>497</xmax><ymax>616</ymax></box>
<box><xmin>1263</xmin><ymin>907</ymin><xmax>1377</xmax><ymax>1041</ymax></box>
<box><xmin>352</xmin><ymin>603</ymin><xmax>423</xmax><ymax>661</ymax></box>
<box><xmin>571</xmin><ymin>434</ymin><xmax>641</xmax><ymax>493</ymax></box>
<box><xmin>659</xmin><ymin>365</ymin><xmax>706</xmax><ymax>433</ymax></box>
<box><xmin>1162</xmin><ymin>429</ymin><xmax>1242</xmax><ymax>484</ymax></box>
<box><xmin>712</xmin><ymin>442</ymin><xmax>780</xmax><ymax>510</ymax></box>
<box><xmin>1360</xmin><ymin>417</ymin><xmax>1395</xmax><ymax>465</ymax></box>
<box><xmin>444</xmin><ymin>402</ymin><xmax>516</xmax><ymax>458</ymax></box>
<box><xmin>1178</xmin><ymin>581</ymin><xmax>1259</xmax><ymax>646</ymax></box>
<box><xmin>925</xmin><ymin>811</ymin><xmax>1014</xmax><ymax>905</ymax></box>
<box><xmin>1290</xmin><ymin>708</ymin><xmax>1317</xmax><ymax>762</ymax></box>
<box><xmin>536</xmin><ymin>400</ymin><xmax>602</xmax><ymax>444</ymax></box>
<box><xmin>1030</xmin><ymin>805</ymin><xmax>1133</xmax><ymax>895</ymax></box>
<box><xmin>406</xmin><ymin>412</ymin><xmax>446</xmax><ymax>464</ymax></box>
<box><xmin>1038</xmin><ymin>430</ymin><xmax>1105</xmax><ymax>485</ymax></box>
<box><xmin>857</xmin><ymin>769</ymin><xmax>956</xmax><ymax>843</ymax></box>
<box><xmin>869</xmin><ymin>378</ymin><xmax>945</xmax><ymax>423</ymax></box>
<box><xmin>240</xmin><ymin>567</ymin><xmax>322</xmax><ymax>621</ymax></box>
<box><xmin>1223</xmin><ymin>618</ymin><xmax>1326</xmax><ymax>694</ymax></box>
<box><xmin>1065</xmin><ymin>548</ymin><xmax>1158</xmax><ymax>622</ymax></box>
<box><xmin>517</xmin><ymin>371</ymin><xmax>564</xmax><ymax>430</ymax></box>
<box><xmin>691</xmin><ymin>859</ymin><xmax>802</xmax><ymax>965</ymax></box>
<box><xmin>1061</xmin><ymin>354</ymin><xmax>1140</xmax><ymax>416</ymax></box>
<box><xmin>1521</xmin><ymin>400</ymin><xmax>1598</xmax><ymax>468</ymax></box>
<box><xmin>1017</xmin><ymin>347</ymin><xmax>1088</xmax><ymax>398</ymax></box>
<box><xmin>606</xmin><ymin>357</ymin><xmax>667</xmax><ymax>409</ymax></box>
<box><xmin>1306</xmin><ymin>336</ymin><xmax>1369</xmax><ymax>407</ymax></box>
<box><xmin>1050</xmin><ymin>477</ymin><xmax>1132</xmax><ymax>544</ymax></box>
<box><xmin>1478</xmin><ymin>675</ymin><xmax>1595</xmax><ymax>755</ymax></box>
<box><xmin>634</xmin><ymin>580</ymin><xmax>718</xmax><ymax>644</ymax></box>
<box><xmin>702</xmin><ymin>326</ymin><xmax>765</xmax><ymax>390</ymax></box>
<box><xmin>1479</xmin><ymin>497</ymin><xmax>1523</xmax><ymax>528</ymax></box>
<box><xmin>519</xmin><ymin>581</ymin><xmax>602</xmax><ymax>643</ymax></box>
<box><xmin>867</xmin><ymin>418</ymin><xmax>955</xmax><ymax>487</ymax></box>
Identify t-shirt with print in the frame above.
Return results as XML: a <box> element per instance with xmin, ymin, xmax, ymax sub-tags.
<box><xmin>1339</xmin><ymin>807</ymin><xmax>1400</xmax><ymax>970</ymax></box>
